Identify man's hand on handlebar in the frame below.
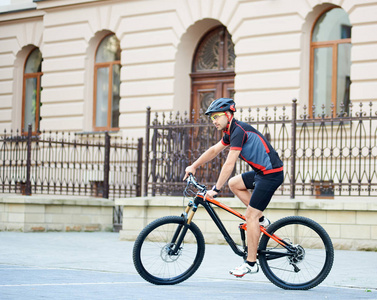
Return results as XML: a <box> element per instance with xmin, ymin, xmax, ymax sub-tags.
<box><xmin>183</xmin><ymin>165</ymin><xmax>196</xmax><ymax>181</ymax></box>
<box><xmin>205</xmin><ymin>189</ymin><xmax>218</xmax><ymax>200</ymax></box>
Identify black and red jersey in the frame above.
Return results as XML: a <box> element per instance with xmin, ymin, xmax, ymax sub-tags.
<box><xmin>221</xmin><ymin>119</ymin><xmax>283</xmax><ymax>175</ymax></box>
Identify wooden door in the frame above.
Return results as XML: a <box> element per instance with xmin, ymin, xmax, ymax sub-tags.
<box><xmin>191</xmin><ymin>77</ymin><xmax>234</xmax><ymax>122</ymax></box>
<box><xmin>189</xmin><ymin>25</ymin><xmax>236</xmax><ymax>188</ymax></box>
<box><xmin>190</xmin><ymin>25</ymin><xmax>236</xmax><ymax>121</ymax></box>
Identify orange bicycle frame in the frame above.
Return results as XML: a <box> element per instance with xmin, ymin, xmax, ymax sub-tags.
<box><xmin>182</xmin><ymin>193</ymin><xmax>289</xmax><ymax>259</ymax></box>
<box><xmin>204</xmin><ymin>196</ymin><xmax>287</xmax><ymax>248</ymax></box>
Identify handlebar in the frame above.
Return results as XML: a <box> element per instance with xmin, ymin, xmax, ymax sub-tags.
<box><xmin>185</xmin><ymin>173</ymin><xmax>207</xmax><ymax>193</ymax></box>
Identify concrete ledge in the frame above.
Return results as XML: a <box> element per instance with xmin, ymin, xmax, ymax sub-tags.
<box><xmin>116</xmin><ymin>196</ymin><xmax>377</xmax><ymax>251</ymax></box>
<box><xmin>115</xmin><ymin>196</ymin><xmax>377</xmax><ymax>211</ymax></box>
<box><xmin>0</xmin><ymin>194</ymin><xmax>114</xmax><ymax>232</ymax></box>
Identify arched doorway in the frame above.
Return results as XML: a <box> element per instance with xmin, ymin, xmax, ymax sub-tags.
<box><xmin>191</xmin><ymin>25</ymin><xmax>235</xmax><ymax>121</ymax></box>
<box><xmin>188</xmin><ymin>25</ymin><xmax>236</xmax><ymax>188</ymax></box>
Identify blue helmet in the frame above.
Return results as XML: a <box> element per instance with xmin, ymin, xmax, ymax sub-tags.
<box><xmin>205</xmin><ymin>98</ymin><xmax>236</xmax><ymax>115</ymax></box>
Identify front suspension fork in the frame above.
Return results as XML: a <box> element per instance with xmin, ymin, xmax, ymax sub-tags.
<box><xmin>169</xmin><ymin>202</ymin><xmax>197</xmax><ymax>255</ymax></box>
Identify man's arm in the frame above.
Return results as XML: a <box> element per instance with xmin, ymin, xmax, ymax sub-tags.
<box><xmin>204</xmin><ymin>149</ymin><xmax>240</xmax><ymax>199</ymax></box>
<box><xmin>183</xmin><ymin>140</ymin><xmax>227</xmax><ymax>180</ymax></box>
<box><xmin>214</xmin><ymin>149</ymin><xmax>240</xmax><ymax>190</ymax></box>
<box><xmin>205</xmin><ymin>149</ymin><xmax>240</xmax><ymax>198</ymax></box>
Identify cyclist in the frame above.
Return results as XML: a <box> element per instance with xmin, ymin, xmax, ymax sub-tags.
<box><xmin>183</xmin><ymin>97</ymin><xmax>284</xmax><ymax>277</ymax></box>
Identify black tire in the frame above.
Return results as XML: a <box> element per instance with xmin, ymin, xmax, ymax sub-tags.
<box><xmin>258</xmin><ymin>216</ymin><xmax>334</xmax><ymax>290</ymax></box>
<box><xmin>133</xmin><ymin>216</ymin><xmax>205</xmax><ymax>285</ymax></box>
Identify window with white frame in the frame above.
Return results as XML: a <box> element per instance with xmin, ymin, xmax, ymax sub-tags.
<box><xmin>22</xmin><ymin>47</ymin><xmax>42</xmax><ymax>134</ymax></box>
<box><xmin>93</xmin><ymin>33</ymin><xmax>121</xmax><ymax>131</ymax></box>
<box><xmin>310</xmin><ymin>8</ymin><xmax>351</xmax><ymax>117</ymax></box>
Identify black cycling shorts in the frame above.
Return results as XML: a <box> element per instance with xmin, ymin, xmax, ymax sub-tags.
<box><xmin>241</xmin><ymin>170</ymin><xmax>284</xmax><ymax>211</ymax></box>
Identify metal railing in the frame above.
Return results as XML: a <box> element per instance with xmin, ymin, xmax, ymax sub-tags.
<box><xmin>1</xmin><ymin>125</ymin><xmax>143</xmax><ymax>199</ymax></box>
<box><xmin>1</xmin><ymin>125</ymin><xmax>143</xmax><ymax>230</ymax></box>
<box><xmin>0</xmin><ymin>127</ymin><xmax>143</xmax><ymax>198</ymax></box>
<box><xmin>144</xmin><ymin>100</ymin><xmax>377</xmax><ymax>198</ymax></box>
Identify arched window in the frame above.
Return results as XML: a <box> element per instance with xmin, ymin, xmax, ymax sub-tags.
<box><xmin>310</xmin><ymin>8</ymin><xmax>351</xmax><ymax>117</ymax></box>
<box><xmin>94</xmin><ymin>33</ymin><xmax>121</xmax><ymax>130</ymax></box>
<box><xmin>22</xmin><ymin>47</ymin><xmax>42</xmax><ymax>133</ymax></box>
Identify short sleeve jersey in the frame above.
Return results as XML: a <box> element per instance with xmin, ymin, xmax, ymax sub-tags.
<box><xmin>221</xmin><ymin>119</ymin><xmax>283</xmax><ymax>175</ymax></box>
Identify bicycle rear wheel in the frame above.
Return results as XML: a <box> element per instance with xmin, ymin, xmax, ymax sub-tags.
<box><xmin>258</xmin><ymin>216</ymin><xmax>334</xmax><ymax>290</ymax></box>
<box><xmin>133</xmin><ymin>216</ymin><xmax>205</xmax><ymax>285</ymax></box>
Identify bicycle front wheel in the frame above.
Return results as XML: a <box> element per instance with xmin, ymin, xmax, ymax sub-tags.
<box><xmin>133</xmin><ymin>216</ymin><xmax>205</xmax><ymax>285</ymax></box>
<box><xmin>258</xmin><ymin>216</ymin><xmax>334</xmax><ymax>290</ymax></box>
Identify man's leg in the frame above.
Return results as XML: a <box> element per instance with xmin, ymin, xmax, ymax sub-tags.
<box><xmin>229</xmin><ymin>174</ymin><xmax>262</xmax><ymax>262</ymax></box>
<box><xmin>228</xmin><ymin>174</ymin><xmax>250</xmax><ymax>207</ymax></box>
<box><xmin>245</xmin><ymin>205</ymin><xmax>262</xmax><ymax>262</ymax></box>
<box><xmin>229</xmin><ymin>172</ymin><xmax>283</xmax><ymax>277</ymax></box>
<box><xmin>228</xmin><ymin>175</ymin><xmax>261</xmax><ymax>276</ymax></box>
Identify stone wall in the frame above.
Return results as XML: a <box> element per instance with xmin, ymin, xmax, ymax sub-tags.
<box><xmin>116</xmin><ymin>196</ymin><xmax>377</xmax><ymax>251</ymax></box>
<box><xmin>0</xmin><ymin>195</ymin><xmax>114</xmax><ymax>232</ymax></box>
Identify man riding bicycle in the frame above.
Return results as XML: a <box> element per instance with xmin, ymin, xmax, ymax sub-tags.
<box><xmin>184</xmin><ymin>97</ymin><xmax>284</xmax><ymax>277</ymax></box>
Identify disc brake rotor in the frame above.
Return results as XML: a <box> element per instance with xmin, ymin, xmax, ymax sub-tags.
<box><xmin>160</xmin><ymin>243</ymin><xmax>182</xmax><ymax>262</ymax></box>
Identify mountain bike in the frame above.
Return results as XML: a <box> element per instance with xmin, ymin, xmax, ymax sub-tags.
<box><xmin>133</xmin><ymin>174</ymin><xmax>334</xmax><ymax>290</ymax></box>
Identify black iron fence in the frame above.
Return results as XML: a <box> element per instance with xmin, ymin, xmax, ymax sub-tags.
<box><xmin>1</xmin><ymin>125</ymin><xmax>142</xmax><ymax>195</ymax></box>
<box><xmin>1</xmin><ymin>125</ymin><xmax>143</xmax><ymax>229</ymax></box>
<box><xmin>144</xmin><ymin>100</ymin><xmax>377</xmax><ymax>198</ymax></box>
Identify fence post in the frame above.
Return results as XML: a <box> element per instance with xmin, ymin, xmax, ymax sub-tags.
<box><xmin>143</xmin><ymin>107</ymin><xmax>151</xmax><ymax>196</ymax></box>
<box><xmin>290</xmin><ymin>99</ymin><xmax>297</xmax><ymax>199</ymax></box>
<box><xmin>103</xmin><ymin>132</ymin><xmax>110</xmax><ymax>199</ymax></box>
<box><xmin>25</xmin><ymin>124</ymin><xmax>32</xmax><ymax>196</ymax></box>
<box><xmin>151</xmin><ymin>127</ymin><xmax>157</xmax><ymax>197</ymax></box>
<box><xmin>137</xmin><ymin>138</ymin><xmax>143</xmax><ymax>197</ymax></box>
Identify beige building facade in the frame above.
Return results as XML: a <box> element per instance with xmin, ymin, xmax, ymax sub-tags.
<box><xmin>0</xmin><ymin>0</ymin><xmax>376</xmax><ymax>139</ymax></box>
<box><xmin>1</xmin><ymin>0</ymin><xmax>377</xmax><ymax>246</ymax></box>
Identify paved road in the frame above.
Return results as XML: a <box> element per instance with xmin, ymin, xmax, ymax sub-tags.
<box><xmin>1</xmin><ymin>232</ymin><xmax>376</xmax><ymax>299</ymax></box>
